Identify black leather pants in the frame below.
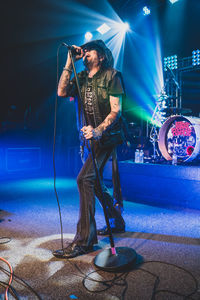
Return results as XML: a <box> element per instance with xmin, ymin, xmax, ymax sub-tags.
<box><xmin>73</xmin><ymin>142</ymin><xmax>124</xmax><ymax>247</ymax></box>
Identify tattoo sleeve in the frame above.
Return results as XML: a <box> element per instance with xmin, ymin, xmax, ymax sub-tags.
<box><xmin>57</xmin><ymin>67</ymin><xmax>72</xmax><ymax>97</ymax></box>
<box><xmin>93</xmin><ymin>95</ymin><xmax>122</xmax><ymax>139</ymax></box>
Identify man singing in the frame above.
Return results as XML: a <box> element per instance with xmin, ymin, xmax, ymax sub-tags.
<box><xmin>54</xmin><ymin>40</ymin><xmax>125</xmax><ymax>259</ymax></box>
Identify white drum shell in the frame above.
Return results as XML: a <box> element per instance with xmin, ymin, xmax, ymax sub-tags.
<box><xmin>158</xmin><ymin>115</ymin><xmax>200</xmax><ymax>162</ymax></box>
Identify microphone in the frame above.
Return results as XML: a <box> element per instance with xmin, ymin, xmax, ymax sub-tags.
<box><xmin>62</xmin><ymin>42</ymin><xmax>82</xmax><ymax>55</ymax></box>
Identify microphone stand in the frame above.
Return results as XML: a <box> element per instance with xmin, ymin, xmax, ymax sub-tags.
<box><xmin>69</xmin><ymin>49</ymin><xmax>137</xmax><ymax>272</ymax></box>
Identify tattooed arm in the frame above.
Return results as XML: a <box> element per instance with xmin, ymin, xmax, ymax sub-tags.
<box><xmin>57</xmin><ymin>46</ymin><xmax>84</xmax><ymax>97</ymax></box>
<box><xmin>81</xmin><ymin>95</ymin><xmax>122</xmax><ymax>140</ymax></box>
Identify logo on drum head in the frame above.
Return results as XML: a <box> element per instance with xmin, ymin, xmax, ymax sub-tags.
<box><xmin>167</xmin><ymin>120</ymin><xmax>196</xmax><ymax>159</ymax></box>
<box><xmin>186</xmin><ymin>146</ymin><xmax>194</xmax><ymax>156</ymax></box>
<box><xmin>171</xmin><ymin>121</ymin><xmax>192</xmax><ymax>137</ymax></box>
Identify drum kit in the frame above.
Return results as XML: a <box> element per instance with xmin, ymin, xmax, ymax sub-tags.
<box><xmin>125</xmin><ymin>66</ymin><xmax>200</xmax><ymax>164</ymax></box>
<box><xmin>149</xmin><ymin>52</ymin><xmax>200</xmax><ymax>164</ymax></box>
<box><xmin>150</xmin><ymin>90</ymin><xmax>200</xmax><ymax>165</ymax></box>
<box><xmin>158</xmin><ymin>113</ymin><xmax>200</xmax><ymax>163</ymax></box>
<box><xmin>148</xmin><ymin>81</ymin><xmax>200</xmax><ymax>164</ymax></box>
<box><xmin>125</xmin><ymin>105</ymin><xmax>200</xmax><ymax>164</ymax></box>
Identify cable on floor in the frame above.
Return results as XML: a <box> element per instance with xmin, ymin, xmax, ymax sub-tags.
<box><xmin>0</xmin><ymin>237</ymin><xmax>11</xmax><ymax>244</ymax></box>
<box><xmin>0</xmin><ymin>257</ymin><xmax>13</xmax><ymax>300</ymax></box>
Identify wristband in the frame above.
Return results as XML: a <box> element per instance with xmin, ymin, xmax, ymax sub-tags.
<box><xmin>63</xmin><ymin>67</ymin><xmax>72</xmax><ymax>72</ymax></box>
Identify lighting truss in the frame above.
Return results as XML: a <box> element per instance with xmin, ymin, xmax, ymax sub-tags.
<box><xmin>151</xmin><ymin>90</ymin><xmax>168</xmax><ymax>128</ymax></box>
<box><xmin>149</xmin><ymin>90</ymin><xmax>169</xmax><ymax>160</ymax></box>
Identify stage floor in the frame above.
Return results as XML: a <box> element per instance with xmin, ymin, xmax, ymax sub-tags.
<box><xmin>0</xmin><ymin>177</ymin><xmax>200</xmax><ymax>299</ymax></box>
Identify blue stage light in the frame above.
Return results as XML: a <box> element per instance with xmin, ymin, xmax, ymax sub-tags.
<box><xmin>97</xmin><ymin>23</ymin><xmax>111</xmax><ymax>35</ymax></box>
<box><xmin>143</xmin><ymin>6</ymin><xmax>151</xmax><ymax>16</ymax></box>
<box><xmin>121</xmin><ymin>22</ymin><xmax>130</xmax><ymax>32</ymax></box>
<box><xmin>169</xmin><ymin>0</ymin><xmax>179</xmax><ymax>4</ymax></box>
<box><xmin>192</xmin><ymin>49</ymin><xmax>200</xmax><ymax>66</ymax></box>
<box><xmin>85</xmin><ymin>32</ymin><xmax>93</xmax><ymax>41</ymax></box>
<box><xmin>164</xmin><ymin>54</ymin><xmax>178</xmax><ymax>71</ymax></box>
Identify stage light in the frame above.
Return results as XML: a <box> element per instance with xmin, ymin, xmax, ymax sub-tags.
<box><xmin>192</xmin><ymin>50</ymin><xmax>200</xmax><ymax>66</ymax></box>
<box><xmin>97</xmin><ymin>23</ymin><xmax>111</xmax><ymax>35</ymax></box>
<box><xmin>85</xmin><ymin>32</ymin><xmax>93</xmax><ymax>41</ymax></box>
<box><xmin>169</xmin><ymin>0</ymin><xmax>179</xmax><ymax>4</ymax></box>
<box><xmin>164</xmin><ymin>54</ymin><xmax>178</xmax><ymax>71</ymax></box>
<box><xmin>121</xmin><ymin>22</ymin><xmax>130</xmax><ymax>33</ymax></box>
<box><xmin>143</xmin><ymin>6</ymin><xmax>151</xmax><ymax>15</ymax></box>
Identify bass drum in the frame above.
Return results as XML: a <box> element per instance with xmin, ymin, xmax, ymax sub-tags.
<box><xmin>158</xmin><ymin>115</ymin><xmax>200</xmax><ymax>162</ymax></box>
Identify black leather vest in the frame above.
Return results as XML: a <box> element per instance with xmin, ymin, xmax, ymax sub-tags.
<box><xmin>69</xmin><ymin>68</ymin><xmax>124</xmax><ymax>147</ymax></box>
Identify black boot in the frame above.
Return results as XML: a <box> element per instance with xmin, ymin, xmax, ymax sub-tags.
<box><xmin>97</xmin><ymin>217</ymin><xmax>125</xmax><ymax>236</ymax></box>
<box><xmin>53</xmin><ymin>242</ymin><xmax>94</xmax><ymax>259</ymax></box>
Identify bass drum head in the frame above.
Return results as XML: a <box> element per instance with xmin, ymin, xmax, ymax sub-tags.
<box><xmin>158</xmin><ymin>115</ymin><xmax>200</xmax><ymax>162</ymax></box>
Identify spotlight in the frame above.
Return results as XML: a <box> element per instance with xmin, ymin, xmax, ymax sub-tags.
<box><xmin>143</xmin><ymin>6</ymin><xmax>151</xmax><ymax>15</ymax></box>
<box><xmin>85</xmin><ymin>32</ymin><xmax>93</xmax><ymax>41</ymax></box>
<box><xmin>192</xmin><ymin>50</ymin><xmax>200</xmax><ymax>66</ymax></box>
<box><xmin>169</xmin><ymin>0</ymin><xmax>179</xmax><ymax>4</ymax></box>
<box><xmin>97</xmin><ymin>23</ymin><xmax>111</xmax><ymax>35</ymax></box>
<box><xmin>164</xmin><ymin>54</ymin><xmax>178</xmax><ymax>71</ymax></box>
<box><xmin>121</xmin><ymin>22</ymin><xmax>130</xmax><ymax>33</ymax></box>
<box><xmin>112</xmin><ymin>21</ymin><xmax>130</xmax><ymax>37</ymax></box>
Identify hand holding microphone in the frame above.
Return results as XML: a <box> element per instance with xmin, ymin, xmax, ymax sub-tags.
<box><xmin>62</xmin><ymin>43</ymin><xmax>84</xmax><ymax>61</ymax></box>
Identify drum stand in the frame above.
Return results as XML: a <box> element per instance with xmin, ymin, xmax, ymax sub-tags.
<box><xmin>149</xmin><ymin>125</ymin><xmax>161</xmax><ymax>162</ymax></box>
<box><xmin>69</xmin><ymin>49</ymin><xmax>137</xmax><ymax>272</ymax></box>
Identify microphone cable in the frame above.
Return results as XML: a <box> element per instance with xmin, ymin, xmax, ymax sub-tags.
<box><xmin>52</xmin><ymin>43</ymin><xmax>65</xmax><ymax>252</ymax></box>
<box><xmin>0</xmin><ymin>257</ymin><xmax>13</xmax><ymax>300</ymax></box>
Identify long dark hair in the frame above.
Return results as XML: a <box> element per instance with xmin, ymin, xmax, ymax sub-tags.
<box><xmin>97</xmin><ymin>49</ymin><xmax>114</xmax><ymax>69</ymax></box>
